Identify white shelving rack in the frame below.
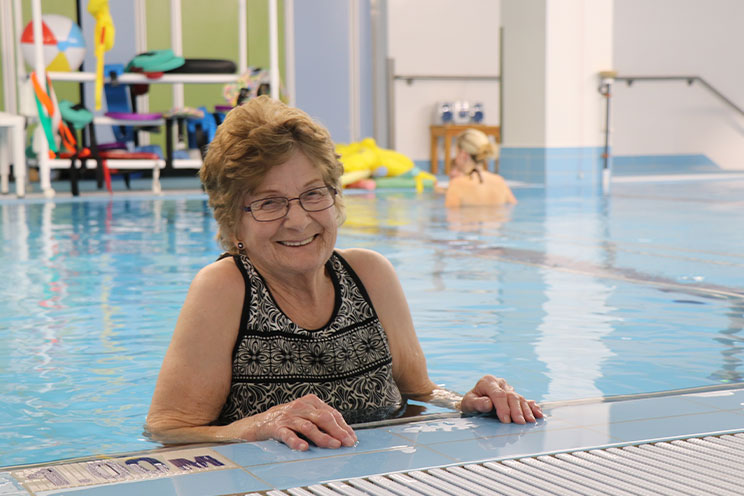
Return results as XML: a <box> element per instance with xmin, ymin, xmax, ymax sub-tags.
<box><xmin>18</xmin><ymin>0</ymin><xmax>280</xmax><ymax>197</ymax></box>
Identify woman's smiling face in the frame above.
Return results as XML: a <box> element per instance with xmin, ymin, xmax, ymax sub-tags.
<box><xmin>237</xmin><ymin>150</ymin><xmax>338</xmax><ymax>280</ymax></box>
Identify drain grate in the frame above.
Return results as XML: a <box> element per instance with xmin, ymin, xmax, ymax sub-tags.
<box><xmin>247</xmin><ymin>432</ymin><xmax>744</xmax><ymax>495</ymax></box>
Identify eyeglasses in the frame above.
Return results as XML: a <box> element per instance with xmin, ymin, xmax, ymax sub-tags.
<box><xmin>243</xmin><ymin>185</ymin><xmax>337</xmax><ymax>222</ymax></box>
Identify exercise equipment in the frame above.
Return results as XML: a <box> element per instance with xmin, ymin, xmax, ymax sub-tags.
<box><xmin>340</xmin><ymin>169</ymin><xmax>371</xmax><ymax>187</ymax></box>
<box><xmin>126</xmin><ymin>49</ymin><xmax>185</xmax><ymax>75</ymax></box>
<box><xmin>29</xmin><ymin>71</ymin><xmax>73</xmax><ymax>156</ymax></box>
<box><xmin>59</xmin><ymin>101</ymin><xmax>93</xmax><ymax>130</ymax></box>
<box><xmin>105</xmin><ymin>111</ymin><xmax>163</xmax><ymax>121</ymax></box>
<box><xmin>223</xmin><ymin>67</ymin><xmax>274</xmax><ymax>106</ymax></box>
<box><xmin>169</xmin><ymin>59</ymin><xmax>236</xmax><ymax>74</ymax></box>
<box><xmin>374</xmin><ymin>175</ymin><xmax>435</xmax><ymax>191</ymax></box>
<box><xmin>87</xmin><ymin>0</ymin><xmax>115</xmax><ymax>110</ymax></box>
<box><xmin>20</xmin><ymin>14</ymin><xmax>86</xmax><ymax>72</ymax></box>
<box><xmin>336</xmin><ymin>137</ymin><xmax>435</xmax><ymax>192</ymax></box>
<box><xmin>186</xmin><ymin>106</ymin><xmax>217</xmax><ymax>154</ymax></box>
<box><xmin>58</xmin><ymin>101</ymin><xmax>94</xmax><ymax>196</ymax></box>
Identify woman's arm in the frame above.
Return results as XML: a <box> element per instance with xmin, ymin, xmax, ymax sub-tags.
<box><xmin>146</xmin><ymin>258</ymin><xmax>356</xmax><ymax>450</ymax></box>
<box><xmin>145</xmin><ymin>257</ymin><xmax>249</xmax><ymax>442</ymax></box>
<box><xmin>340</xmin><ymin>248</ymin><xmax>542</xmax><ymax>423</ymax></box>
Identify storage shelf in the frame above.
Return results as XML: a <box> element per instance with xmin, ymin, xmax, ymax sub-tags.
<box><xmin>172</xmin><ymin>158</ymin><xmax>203</xmax><ymax>169</ymax></box>
<box><xmin>48</xmin><ymin>158</ymin><xmax>166</xmax><ymax>170</ymax></box>
<box><xmin>18</xmin><ymin>0</ymin><xmax>264</xmax><ymax>197</ymax></box>
<box><xmin>48</xmin><ymin>71</ymin><xmax>239</xmax><ymax>84</ymax></box>
<box><xmin>45</xmin><ymin>71</ymin><xmax>215</xmax><ymax>187</ymax></box>
<box><xmin>94</xmin><ymin>116</ymin><xmax>166</xmax><ymax>126</ymax></box>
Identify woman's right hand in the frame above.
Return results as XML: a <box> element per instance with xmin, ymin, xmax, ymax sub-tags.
<box><xmin>235</xmin><ymin>394</ymin><xmax>357</xmax><ymax>451</ymax></box>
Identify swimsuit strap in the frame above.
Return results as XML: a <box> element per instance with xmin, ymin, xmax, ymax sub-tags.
<box><xmin>468</xmin><ymin>167</ymin><xmax>484</xmax><ymax>184</ymax></box>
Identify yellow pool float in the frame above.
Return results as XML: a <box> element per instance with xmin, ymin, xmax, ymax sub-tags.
<box><xmin>338</xmin><ymin>138</ymin><xmax>435</xmax><ymax>192</ymax></box>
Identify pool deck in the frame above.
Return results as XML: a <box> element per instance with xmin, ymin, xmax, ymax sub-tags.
<box><xmin>3</xmin><ymin>384</ymin><xmax>744</xmax><ymax>495</ymax></box>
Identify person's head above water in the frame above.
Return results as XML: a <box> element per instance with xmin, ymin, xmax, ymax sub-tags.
<box><xmin>445</xmin><ymin>128</ymin><xmax>516</xmax><ymax>207</ymax></box>
<box><xmin>200</xmin><ymin>95</ymin><xmax>346</xmax><ymax>253</ymax></box>
<box><xmin>454</xmin><ymin>128</ymin><xmax>499</xmax><ymax>175</ymax></box>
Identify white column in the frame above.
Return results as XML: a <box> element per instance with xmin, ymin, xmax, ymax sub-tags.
<box><xmin>501</xmin><ymin>0</ymin><xmax>548</xmax><ymax>147</ymax></box>
<box><xmin>170</xmin><ymin>0</ymin><xmax>184</xmax><ymax>109</ymax></box>
<box><xmin>238</xmin><ymin>0</ymin><xmax>247</xmax><ymax>75</ymax></box>
<box><xmin>268</xmin><ymin>0</ymin><xmax>280</xmax><ymax>101</ymax></box>
<box><xmin>545</xmin><ymin>0</ymin><xmax>612</xmax><ymax>148</ymax></box>
<box><xmin>134</xmin><ymin>0</ymin><xmax>150</xmax><ymax>145</ymax></box>
<box><xmin>501</xmin><ymin>0</ymin><xmax>613</xmax><ymax>186</ymax></box>
<box><xmin>1</xmin><ymin>0</ymin><xmax>18</xmax><ymax>114</ymax></box>
<box><xmin>348</xmin><ymin>0</ymin><xmax>360</xmax><ymax>142</ymax></box>
<box><xmin>283</xmin><ymin>0</ymin><xmax>296</xmax><ymax>106</ymax></box>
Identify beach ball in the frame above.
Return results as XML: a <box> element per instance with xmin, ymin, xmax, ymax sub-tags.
<box><xmin>20</xmin><ymin>15</ymin><xmax>86</xmax><ymax>71</ymax></box>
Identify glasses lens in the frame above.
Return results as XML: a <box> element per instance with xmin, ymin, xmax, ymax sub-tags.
<box><xmin>247</xmin><ymin>187</ymin><xmax>336</xmax><ymax>221</ymax></box>
<box><xmin>299</xmin><ymin>186</ymin><xmax>335</xmax><ymax>212</ymax></box>
<box><xmin>250</xmin><ymin>197</ymin><xmax>288</xmax><ymax>221</ymax></box>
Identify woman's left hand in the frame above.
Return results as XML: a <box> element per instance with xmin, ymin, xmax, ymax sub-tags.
<box><xmin>460</xmin><ymin>375</ymin><xmax>543</xmax><ymax>424</ymax></box>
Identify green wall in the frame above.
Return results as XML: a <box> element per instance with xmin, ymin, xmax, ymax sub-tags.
<box><xmin>145</xmin><ymin>0</ymin><xmax>285</xmax><ymax>153</ymax></box>
<box><xmin>145</xmin><ymin>0</ymin><xmax>285</xmax><ymax>114</ymax></box>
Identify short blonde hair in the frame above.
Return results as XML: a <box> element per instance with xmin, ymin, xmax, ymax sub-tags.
<box><xmin>456</xmin><ymin>128</ymin><xmax>499</xmax><ymax>167</ymax></box>
<box><xmin>200</xmin><ymin>96</ymin><xmax>345</xmax><ymax>252</ymax></box>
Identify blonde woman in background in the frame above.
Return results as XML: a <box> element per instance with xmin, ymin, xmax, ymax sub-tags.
<box><xmin>444</xmin><ymin>128</ymin><xmax>517</xmax><ymax>207</ymax></box>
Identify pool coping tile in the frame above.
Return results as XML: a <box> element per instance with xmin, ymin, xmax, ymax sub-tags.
<box><xmin>243</xmin><ymin>444</ymin><xmax>454</xmax><ymax>490</ymax></box>
<box><xmin>5</xmin><ymin>387</ymin><xmax>744</xmax><ymax>495</ymax></box>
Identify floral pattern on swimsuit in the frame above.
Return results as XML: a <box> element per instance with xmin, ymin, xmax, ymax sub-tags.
<box><xmin>215</xmin><ymin>251</ymin><xmax>403</xmax><ymax>426</ymax></box>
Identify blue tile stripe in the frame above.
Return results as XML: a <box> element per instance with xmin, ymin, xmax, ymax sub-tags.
<box><xmin>611</xmin><ymin>153</ymin><xmax>722</xmax><ymax>175</ymax></box>
<box><xmin>498</xmin><ymin>147</ymin><xmax>605</xmax><ymax>186</ymax></box>
<box><xmin>613</xmin><ymin>154</ymin><xmax>716</xmax><ymax>167</ymax></box>
<box><xmin>419</xmin><ymin>151</ymin><xmax>723</xmax><ymax>183</ymax></box>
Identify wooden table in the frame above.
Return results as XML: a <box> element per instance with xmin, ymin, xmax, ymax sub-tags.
<box><xmin>429</xmin><ymin>124</ymin><xmax>501</xmax><ymax>175</ymax></box>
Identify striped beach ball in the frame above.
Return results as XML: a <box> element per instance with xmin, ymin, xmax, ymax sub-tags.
<box><xmin>21</xmin><ymin>14</ymin><xmax>86</xmax><ymax>72</ymax></box>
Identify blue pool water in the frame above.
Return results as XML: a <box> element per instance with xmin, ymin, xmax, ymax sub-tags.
<box><xmin>1</xmin><ymin>177</ymin><xmax>743</xmax><ymax>467</ymax></box>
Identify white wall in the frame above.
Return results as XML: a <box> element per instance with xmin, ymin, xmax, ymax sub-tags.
<box><xmin>387</xmin><ymin>0</ymin><xmax>501</xmax><ymax>162</ymax></box>
<box><xmin>385</xmin><ymin>0</ymin><xmax>744</xmax><ymax>169</ymax></box>
<box><xmin>612</xmin><ymin>0</ymin><xmax>744</xmax><ymax>170</ymax></box>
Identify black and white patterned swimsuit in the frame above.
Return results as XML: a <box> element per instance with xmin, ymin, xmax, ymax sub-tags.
<box><xmin>215</xmin><ymin>251</ymin><xmax>403</xmax><ymax>425</ymax></box>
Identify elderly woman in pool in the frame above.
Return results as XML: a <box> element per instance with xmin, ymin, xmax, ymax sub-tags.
<box><xmin>146</xmin><ymin>96</ymin><xmax>542</xmax><ymax>451</ymax></box>
<box><xmin>445</xmin><ymin>128</ymin><xmax>517</xmax><ymax>208</ymax></box>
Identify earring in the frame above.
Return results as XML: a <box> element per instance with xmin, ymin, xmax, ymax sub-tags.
<box><xmin>237</xmin><ymin>242</ymin><xmax>245</xmax><ymax>251</ymax></box>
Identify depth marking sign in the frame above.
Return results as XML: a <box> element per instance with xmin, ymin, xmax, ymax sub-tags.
<box><xmin>11</xmin><ymin>447</ymin><xmax>237</xmax><ymax>493</ymax></box>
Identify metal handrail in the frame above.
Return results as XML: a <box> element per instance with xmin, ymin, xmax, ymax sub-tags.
<box><xmin>393</xmin><ymin>74</ymin><xmax>500</xmax><ymax>85</ymax></box>
<box><xmin>598</xmin><ymin>73</ymin><xmax>744</xmax><ymax>194</ymax></box>
<box><xmin>615</xmin><ymin>75</ymin><xmax>744</xmax><ymax>119</ymax></box>
<box><xmin>386</xmin><ymin>69</ymin><xmax>501</xmax><ymax>147</ymax></box>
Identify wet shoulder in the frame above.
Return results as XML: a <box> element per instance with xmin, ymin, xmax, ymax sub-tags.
<box><xmin>191</xmin><ymin>256</ymin><xmax>244</xmax><ymax>296</ymax></box>
<box><xmin>335</xmin><ymin>248</ymin><xmax>394</xmax><ymax>285</ymax></box>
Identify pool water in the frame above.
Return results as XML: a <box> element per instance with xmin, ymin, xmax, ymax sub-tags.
<box><xmin>1</xmin><ymin>178</ymin><xmax>743</xmax><ymax>467</ymax></box>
